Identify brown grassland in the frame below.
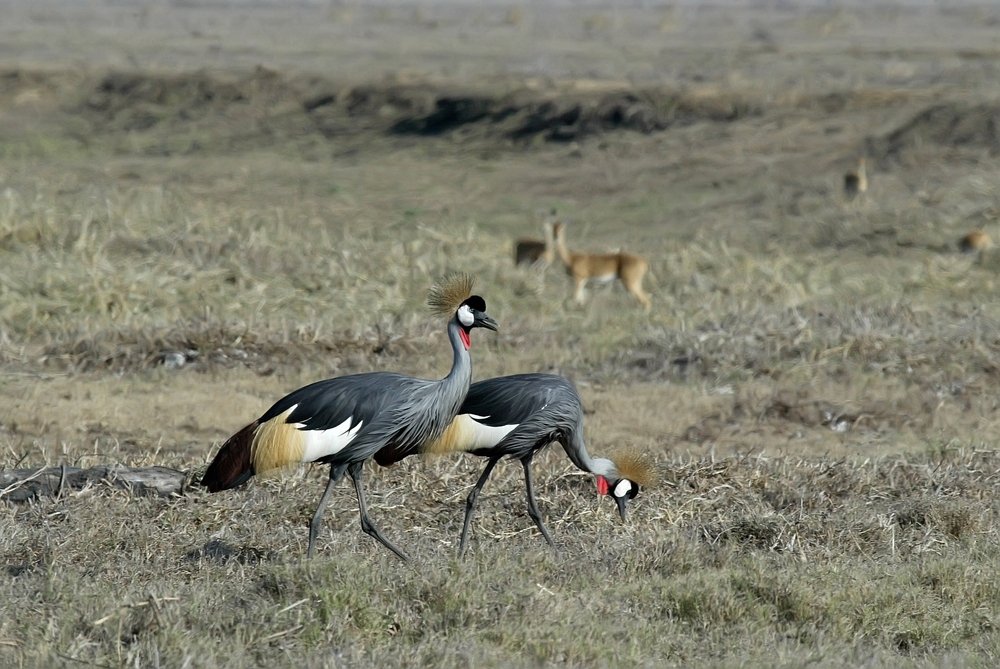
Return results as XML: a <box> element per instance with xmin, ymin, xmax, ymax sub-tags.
<box><xmin>2</xmin><ymin>1</ymin><xmax>1000</xmax><ymax>667</ymax></box>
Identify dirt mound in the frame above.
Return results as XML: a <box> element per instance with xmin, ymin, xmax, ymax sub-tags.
<box><xmin>391</xmin><ymin>95</ymin><xmax>497</xmax><ymax>135</ymax></box>
<box><xmin>871</xmin><ymin>102</ymin><xmax>1000</xmax><ymax>161</ymax></box>
<box><xmin>0</xmin><ymin>69</ymin><xmax>57</xmax><ymax>97</ymax></box>
<box><xmin>53</xmin><ymin>68</ymin><xmax>760</xmax><ymax>149</ymax></box>
<box><xmin>80</xmin><ymin>66</ymin><xmax>298</xmax><ymax>133</ymax></box>
<box><xmin>391</xmin><ymin>88</ymin><xmax>760</xmax><ymax>142</ymax></box>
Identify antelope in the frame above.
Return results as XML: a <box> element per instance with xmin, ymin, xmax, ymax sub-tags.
<box><xmin>843</xmin><ymin>157</ymin><xmax>868</xmax><ymax>200</ymax></box>
<box><xmin>552</xmin><ymin>221</ymin><xmax>651</xmax><ymax>311</ymax></box>
<box><xmin>513</xmin><ymin>210</ymin><xmax>557</xmax><ymax>269</ymax></box>
<box><xmin>959</xmin><ymin>229</ymin><xmax>991</xmax><ymax>255</ymax></box>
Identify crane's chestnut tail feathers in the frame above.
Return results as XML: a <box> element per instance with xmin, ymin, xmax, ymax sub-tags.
<box><xmin>609</xmin><ymin>447</ymin><xmax>659</xmax><ymax>488</ymax></box>
<box><xmin>427</xmin><ymin>272</ymin><xmax>476</xmax><ymax>316</ymax></box>
<box><xmin>201</xmin><ymin>421</ymin><xmax>258</xmax><ymax>492</ymax></box>
<box><xmin>202</xmin><ymin>410</ymin><xmax>307</xmax><ymax>490</ymax></box>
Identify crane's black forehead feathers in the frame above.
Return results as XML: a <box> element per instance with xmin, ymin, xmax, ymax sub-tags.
<box><xmin>427</xmin><ymin>272</ymin><xmax>477</xmax><ymax>317</ymax></box>
<box><xmin>463</xmin><ymin>295</ymin><xmax>486</xmax><ymax>312</ymax></box>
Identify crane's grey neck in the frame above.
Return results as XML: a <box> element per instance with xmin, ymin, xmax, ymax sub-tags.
<box><xmin>444</xmin><ymin>318</ymin><xmax>471</xmax><ymax>381</ymax></box>
<box><xmin>587</xmin><ymin>456</ymin><xmax>618</xmax><ymax>479</ymax></box>
<box><xmin>561</xmin><ymin>431</ymin><xmax>618</xmax><ymax>479</ymax></box>
<box><xmin>437</xmin><ymin>318</ymin><xmax>473</xmax><ymax>416</ymax></box>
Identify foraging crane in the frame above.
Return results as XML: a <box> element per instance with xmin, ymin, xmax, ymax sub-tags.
<box><xmin>200</xmin><ymin>273</ymin><xmax>498</xmax><ymax>561</ymax></box>
<box><xmin>376</xmin><ymin>373</ymin><xmax>657</xmax><ymax>555</ymax></box>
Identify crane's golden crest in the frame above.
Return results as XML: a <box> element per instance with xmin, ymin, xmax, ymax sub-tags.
<box><xmin>427</xmin><ymin>272</ymin><xmax>477</xmax><ymax>317</ymax></box>
<box><xmin>609</xmin><ymin>447</ymin><xmax>658</xmax><ymax>487</ymax></box>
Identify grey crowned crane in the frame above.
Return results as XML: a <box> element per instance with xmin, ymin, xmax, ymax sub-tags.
<box><xmin>376</xmin><ymin>373</ymin><xmax>657</xmax><ymax>555</ymax></box>
<box><xmin>200</xmin><ymin>273</ymin><xmax>498</xmax><ymax>561</ymax></box>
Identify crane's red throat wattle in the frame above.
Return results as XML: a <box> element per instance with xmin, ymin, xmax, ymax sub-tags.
<box><xmin>596</xmin><ymin>475</ymin><xmax>609</xmax><ymax>495</ymax></box>
<box><xmin>460</xmin><ymin>329</ymin><xmax>471</xmax><ymax>350</ymax></box>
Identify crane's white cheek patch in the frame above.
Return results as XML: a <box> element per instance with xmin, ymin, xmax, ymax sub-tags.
<box><xmin>299</xmin><ymin>417</ymin><xmax>364</xmax><ymax>462</ymax></box>
<box><xmin>458</xmin><ymin>304</ymin><xmax>474</xmax><ymax>327</ymax></box>
<box><xmin>614</xmin><ymin>479</ymin><xmax>632</xmax><ymax>498</ymax></box>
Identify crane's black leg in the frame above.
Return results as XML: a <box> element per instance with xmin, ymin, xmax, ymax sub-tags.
<box><xmin>521</xmin><ymin>453</ymin><xmax>556</xmax><ymax>548</ymax></box>
<box><xmin>459</xmin><ymin>456</ymin><xmax>501</xmax><ymax>557</ymax></box>
<box><xmin>307</xmin><ymin>464</ymin><xmax>348</xmax><ymax>559</ymax></box>
<box><xmin>349</xmin><ymin>461</ymin><xmax>409</xmax><ymax>562</ymax></box>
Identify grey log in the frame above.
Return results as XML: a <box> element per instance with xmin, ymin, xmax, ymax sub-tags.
<box><xmin>0</xmin><ymin>465</ymin><xmax>188</xmax><ymax>502</ymax></box>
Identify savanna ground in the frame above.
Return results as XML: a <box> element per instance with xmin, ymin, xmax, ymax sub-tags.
<box><xmin>2</xmin><ymin>1</ymin><xmax>1000</xmax><ymax>666</ymax></box>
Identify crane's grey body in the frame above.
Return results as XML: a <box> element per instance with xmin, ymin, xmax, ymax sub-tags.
<box><xmin>270</xmin><ymin>323</ymin><xmax>472</xmax><ymax>471</ymax></box>
<box><xmin>457</xmin><ymin>373</ymin><xmax>618</xmax><ymax>473</ymax></box>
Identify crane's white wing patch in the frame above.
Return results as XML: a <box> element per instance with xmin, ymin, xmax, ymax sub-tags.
<box><xmin>463</xmin><ymin>414</ymin><xmax>517</xmax><ymax>450</ymax></box>
<box><xmin>298</xmin><ymin>416</ymin><xmax>364</xmax><ymax>462</ymax></box>
<box><xmin>425</xmin><ymin>414</ymin><xmax>519</xmax><ymax>455</ymax></box>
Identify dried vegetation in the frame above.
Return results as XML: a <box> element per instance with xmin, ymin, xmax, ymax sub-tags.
<box><xmin>2</xmin><ymin>1</ymin><xmax>1000</xmax><ymax>667</ymax></box>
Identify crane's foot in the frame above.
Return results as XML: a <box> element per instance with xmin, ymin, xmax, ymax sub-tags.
<box><xmin>360</xmin><ymin>519</ymin><xmax>409</xmax><ymax>562</ymax></box>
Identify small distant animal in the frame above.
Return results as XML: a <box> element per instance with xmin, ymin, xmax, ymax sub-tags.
<box><xmin>514</xmin><ymin>210</ymin><xmax>557</xmax><ymax>269</ymax></box>
<box><xmin>958</xmin><ymin>229</ymin><xmax>991</xmax><ymax>254</ymax></box>
<box><xmin>843</xmin><ymin>157</ymin><xmax>868</xmax><ymax>200</ymax></box>
<box><xmin>514</xmin><ymin>238</ymin><xmax>548</xmax><ymax>267</ymax></box>
<box><xmin>553</xmin><ymin>221</ymin><xmax>652</xmax><ymax>310</ymax></box>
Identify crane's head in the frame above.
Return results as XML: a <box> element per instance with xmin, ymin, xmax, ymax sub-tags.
<box><xmin>596</xmin><ymin>474</ymin><xmax>642</xmax><ymax>521</ymax></box>
<box><xmin>428</xmin><ymin>273</ymin><xmax>498</xmax><ymax>348</ymax></box>
<box><xmin>456</xmin><ymin>294</ymin><xmax>498</xmax><ymax>331</ymax></box>
<box><xmin>596</xmin><ymin>448</ymin><xmax>657</xmax><ymax>521</ymax></box>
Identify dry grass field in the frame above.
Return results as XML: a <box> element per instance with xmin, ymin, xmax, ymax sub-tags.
<box><xmin>2</xmin><ymin>1</ymin><xmax>1000</xmax><ymax>666</ymax></box>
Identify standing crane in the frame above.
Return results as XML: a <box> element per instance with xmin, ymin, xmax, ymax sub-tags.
<box><xmin>376</xmin><ymin>373</ymin><xmax>657</xmax><ymax>555</ymax></box>
<box><xmin>200</xmin><ymin>273</ymin><xmax>498</xmax><ymax>561</ymax></box>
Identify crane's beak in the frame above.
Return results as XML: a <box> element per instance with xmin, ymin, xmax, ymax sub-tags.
<box><xmin>615</xmin><ymin>494</ymin><xmax>629</xmax><ymax>522</ymax></box>
<box><xmin>474</xmin><ymin>312</ymin><xmax>499</xmax><ymax>332</ymax></box>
